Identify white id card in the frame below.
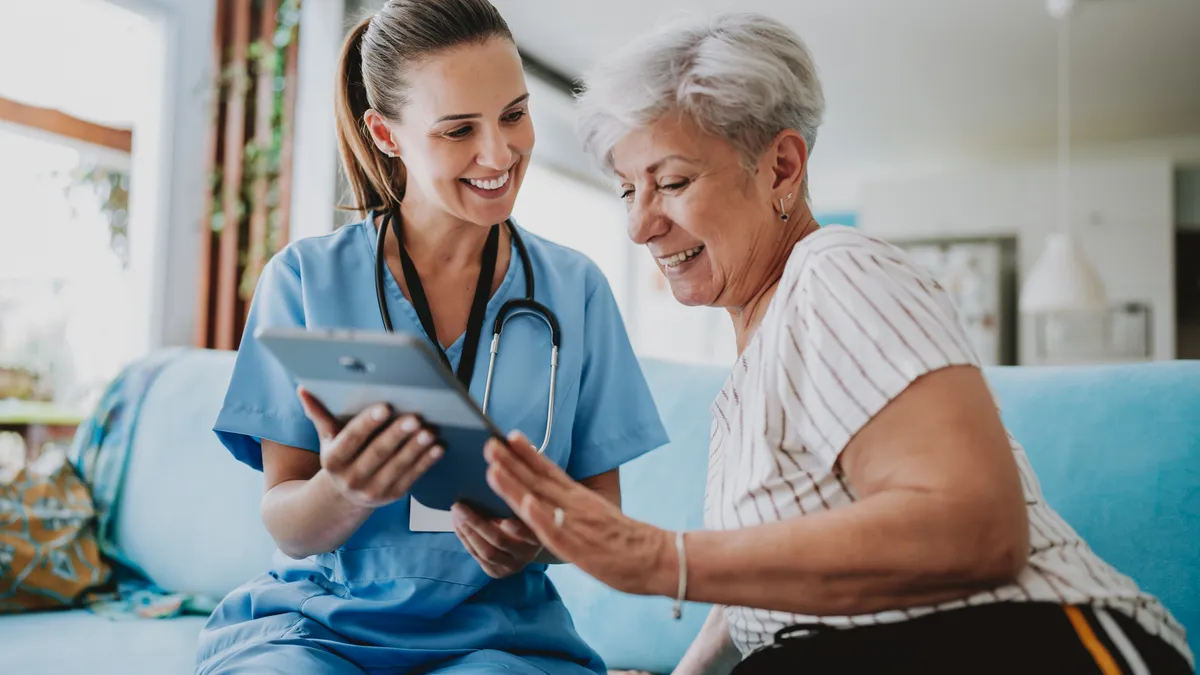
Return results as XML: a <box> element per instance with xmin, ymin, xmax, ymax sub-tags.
<box><xmin>409</xmin><ymin>496</ymin><xmax>454</xmax><ymax>532</ymax></box>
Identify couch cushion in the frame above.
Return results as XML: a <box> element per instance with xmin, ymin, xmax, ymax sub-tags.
<box><xmin>985</xmin><ymin>361</ymin><xmax>1200</xmax><ymax>659</ymax></box>
<box><xmin>0</xmin><ymin>610</ymin><xmax>205</xmax><ymax>675</ymax></box>
<box><xmin>114</xmin><ymin>349</ymin><xmax>276</xmax><ymax>601</ymax></box>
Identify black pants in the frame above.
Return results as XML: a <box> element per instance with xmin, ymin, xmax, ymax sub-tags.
<box><xmin>731</xmin><ymin>602</ymin><xmax>1193</xmax><ymax>674</ymax></box>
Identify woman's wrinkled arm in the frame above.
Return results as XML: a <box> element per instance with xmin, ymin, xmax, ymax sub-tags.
<box><xmin>648</xmin><ymin>365</ymin><xmax>1029</xmax><ymax>615</ymax></box>
<box><xmin>483</xmin><ymin>365</ymin><xmax>1028</xmax><ymax>617</ymax></box>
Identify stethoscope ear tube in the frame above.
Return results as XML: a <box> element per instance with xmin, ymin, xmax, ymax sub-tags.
<box><xmin>492</xmin><ymin>298</ymin><xmax>560</xmax><ymax>348</ymax></box>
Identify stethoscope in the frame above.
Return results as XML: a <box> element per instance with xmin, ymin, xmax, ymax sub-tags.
<box><xmin>374</xmin><ymin>211</ymin><xmax>560</xmax><ymax>453</ymax></box>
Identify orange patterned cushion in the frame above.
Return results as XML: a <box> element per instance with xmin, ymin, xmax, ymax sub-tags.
<box><xmin>0</xmin><ymin>440</ymin><xmax>110</xmax><ymax>613</ymax></box>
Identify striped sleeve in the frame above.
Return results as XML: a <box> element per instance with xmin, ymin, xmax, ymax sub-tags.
<box><xmin>776</xmin><ymin>243</ymin><xmax>979</xmax><ymax>468</ymax></box>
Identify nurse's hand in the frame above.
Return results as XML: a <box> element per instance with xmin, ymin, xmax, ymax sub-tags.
<box><xmin>484</xmin><ymin>431</ymin><xmax>671</xmax><ymax>596</ymax></box>
<box><xmin>451</xmin><ymin>503</ymin><xmax>544</xmax><ymax>578</ymax></box>
<box><xmin>298</xmin><ymin>388</ymin><xmax>444</xmax><ymax>509</ymax></box>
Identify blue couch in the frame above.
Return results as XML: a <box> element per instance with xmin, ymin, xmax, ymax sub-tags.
<box><xmin>0</xmin><ymin>349</ymin><xmax>1196</xmax><ymax>674</ymax></box>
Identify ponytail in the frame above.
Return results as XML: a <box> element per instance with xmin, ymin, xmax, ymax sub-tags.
<box><xmin>335</xmin><ymin>16</ymin><xmax>405</xmax><ymax>217</ymax></box>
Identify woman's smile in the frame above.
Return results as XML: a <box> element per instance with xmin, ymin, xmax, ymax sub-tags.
<box><xmin>460</xmin><ymin>164</ymin><xmax>517</xmax><ymax>200</ymax></box>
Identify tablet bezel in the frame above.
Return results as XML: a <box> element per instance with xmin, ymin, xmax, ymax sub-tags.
<box><xmin>253</xmin><ymin>326</ymin><xmax>515</xmax><ymax>518</ymax></box>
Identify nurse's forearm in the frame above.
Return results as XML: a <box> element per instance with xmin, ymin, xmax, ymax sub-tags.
<box><xmin>261</xmin><ymin>470</ymin><xmax>374</xmax><ymax>558</ymax></box>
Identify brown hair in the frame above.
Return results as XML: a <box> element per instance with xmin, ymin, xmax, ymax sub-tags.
<box><xmin>335</xmin><ymin>0</ymin><xmax>514</xmax><ymax>216</ymax></box>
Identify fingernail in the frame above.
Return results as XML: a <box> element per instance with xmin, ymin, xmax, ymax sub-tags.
<box><xmin>416</xmin><ymin>430</ymin><xmax>433</xmax><ymax>446</ymax></box>
<box><xmin>428</xmin><ymin>445</ymin><xmax>443</xmax><ymax>460</ymax></box>
<box><xmin>372</xmin><ymin>405</ymin><xmax>389</xmax><ymax>421</ymax></box>
<box><xmin>400</xmin><ymin>416</ymin><xmax>419</xmax><ymax>433</ymax></box>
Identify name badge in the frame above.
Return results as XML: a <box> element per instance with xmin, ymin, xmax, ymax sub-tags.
<box><xmin>409</xmin><ymin>496</ymin><xmax>454</xmax><ymax>532</ymax></box>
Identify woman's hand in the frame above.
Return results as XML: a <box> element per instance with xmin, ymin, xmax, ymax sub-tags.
<box><xmin>297</xmin><ymin>387</ymin><xmax>443</xmax><ymax>509</ymax></box>
<box><xmin>451</xmin><ymin>503</ymin><xmax>544</xmax><ymax>578</ymax></box>
<box><xmin>484</xmin><ymin>431</ymin><xmax>673</xmax><ymax>596</ymax></box>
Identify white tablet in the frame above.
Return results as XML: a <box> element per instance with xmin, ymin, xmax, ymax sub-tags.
<box><xmin>254</xmin><ymin>326</ymin><xmax>515</xmax><ymax>519</ymax></box>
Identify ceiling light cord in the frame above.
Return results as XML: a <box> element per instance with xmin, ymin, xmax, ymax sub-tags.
<box><xmin>1058</xmin><ymin>13</ymin><xmax>1071</xmax><ymax>238</ymax></box>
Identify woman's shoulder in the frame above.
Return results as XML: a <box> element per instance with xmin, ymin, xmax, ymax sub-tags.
<box><xmin>513</xmin><ymin>225</ymin><xmax>611</xmax><ymax>297</ymax></box>
<box><xmin>270</xmin><ymin>218</ymin><xmax>373</xmax><ymax>275</ymax></box>
<box><xmin>771</xmin><ymin>225</ymin><xmax>975</xmax><ymax>365</ymax></box>
<box><xmin>244</xmin><ymin>220</ymin><xmax>374</xmax><ymax>314</ymax></box>
<box><xmin>781</xmin><ymin>225</ymin><xmax>928</xmax><ymax>295</ymax></box>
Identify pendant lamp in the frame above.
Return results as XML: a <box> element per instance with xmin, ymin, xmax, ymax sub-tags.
<box><xmin>1019</xmin><ymin>0</ymin><xmax>1107</xmax><ymax>316</ymax></box>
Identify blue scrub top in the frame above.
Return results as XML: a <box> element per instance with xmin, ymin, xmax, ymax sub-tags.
<box><xmin>199</xmin><ymin>215</ymin><xmax>668</xmax><ymax>674</ymax></box>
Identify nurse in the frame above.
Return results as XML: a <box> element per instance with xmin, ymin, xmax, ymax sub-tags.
<box><xmin>194</xmin><ymin>1</ymin><xmax>668</xmax><ymax>673</ymax></box>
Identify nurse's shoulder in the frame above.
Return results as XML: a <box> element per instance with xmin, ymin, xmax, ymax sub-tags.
<box><xmin>513</xmin><ymin>227</ymin><xmax>617</xmax><ymax>305</ymax></box>
<box><xmin>214</xmin><ymin>219</ymin><xmax>377</xmax><ymax>466</ymax></box>
<box><xmin>258</xmin><ymin>219</ymin><xmax>375</xmax><ymax>300</ymax></box>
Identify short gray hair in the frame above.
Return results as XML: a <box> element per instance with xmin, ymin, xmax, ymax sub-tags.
<box><xmin>576</xmin><ymin>12</ymin><xmax>825</xmax><ymax>196</ymax></box>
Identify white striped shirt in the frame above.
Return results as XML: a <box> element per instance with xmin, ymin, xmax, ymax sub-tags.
<box><xmin>705</xmin><ymin>226</ymin><xmax>1193</xmax><ymax>667</ymax></box>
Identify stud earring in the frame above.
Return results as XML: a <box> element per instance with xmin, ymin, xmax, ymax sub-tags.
<box><xmin>778</xmin><ymin>197</ymin><xmax>788</xmax><ymax>221</ymax></box>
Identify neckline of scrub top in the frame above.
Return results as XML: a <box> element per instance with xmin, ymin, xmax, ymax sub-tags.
<box><xmin>361</xmin><ymin>209</ymin><xmax>523</xmax><ymax>367</ymax></box>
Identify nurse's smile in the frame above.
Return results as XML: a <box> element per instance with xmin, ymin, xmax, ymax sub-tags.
<box><xmin>460</xmin><ymin>163</ymin><xmax>518</xmax><ymax>200</ymax></box>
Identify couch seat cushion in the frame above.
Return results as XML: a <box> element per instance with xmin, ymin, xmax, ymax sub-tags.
<box><xmin>0</xmin><ymin>610</ymin><xmax>205</xmax><ymax>674</ymax></box>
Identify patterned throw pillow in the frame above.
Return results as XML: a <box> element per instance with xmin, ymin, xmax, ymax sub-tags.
<box><xmin>0</xmin><ymin>434</ymin><xmax>110</xmax><ymax>613</ymax></box>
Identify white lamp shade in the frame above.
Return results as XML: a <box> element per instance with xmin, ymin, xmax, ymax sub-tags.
<box><xmin>1019</xmin><ymin>233</ymin><xmax>1107</xmax><ymax>314</ymax></box>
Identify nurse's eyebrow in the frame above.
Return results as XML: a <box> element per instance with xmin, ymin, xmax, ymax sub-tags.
<box><xmin>434</xmin><ymin>94</ymin><xmax>530</xmax><ymax>123</ymax></box>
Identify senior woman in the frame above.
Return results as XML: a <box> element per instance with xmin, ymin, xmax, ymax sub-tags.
<box><xmin>482</xmin><ymin>13</ymin><xmax>1193</xmax><ymax>675</ymax></box>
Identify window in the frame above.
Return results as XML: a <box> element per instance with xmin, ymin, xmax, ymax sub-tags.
<box><xmin>0</xmin><ymin>0</ymin><xmax>159</xmax><ymax>410</ymax></box>
<box><xmin>0</xmin><ymin>129</ymin><xmax>135</xmax><ymax>407</ymax></box>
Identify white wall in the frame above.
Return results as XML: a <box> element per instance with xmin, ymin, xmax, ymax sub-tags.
<box><xmin>859</xmin><ymin>157</ymin><xmax>1176</xmax><ymax>364</ymax></box>
<box><xmin>816</xmin><ymin>133</ymin><xmax>1200</xmax><ymax>217</ymax></box>
<box><xmin>290</xmin><ymin>0</ymin><xmax>347</xmax><ymax>241</ymax></box>
<box><xmin>107</xmin><ymin>0</ymin><xmax>216</xmax><ymax>351</ymax></box>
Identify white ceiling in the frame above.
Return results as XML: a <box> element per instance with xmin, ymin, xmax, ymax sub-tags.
<box><xmin>494</xmin><ymin>0</ymin><xmax>1200</xmax><ymax>202</ymax></box>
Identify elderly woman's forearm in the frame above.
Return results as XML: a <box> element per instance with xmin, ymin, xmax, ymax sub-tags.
<box><xmin>535</xmin><ymin>468</ymin><xmax>622</xmax><ymax>566</ymax></box>
<box><xmin>656</xmin><ymin>490</ymin><xmax>1027</xmax><ymax>616</ymax></box>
